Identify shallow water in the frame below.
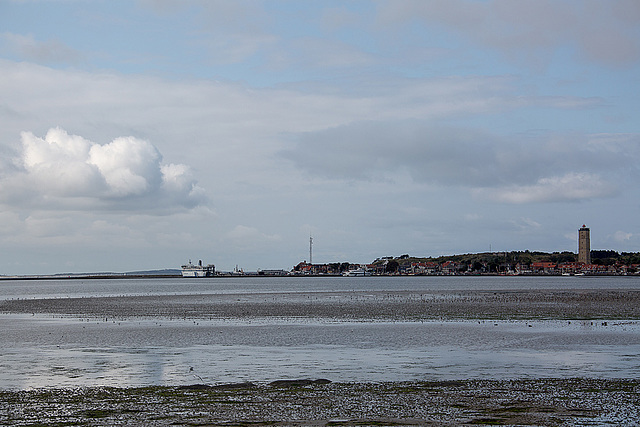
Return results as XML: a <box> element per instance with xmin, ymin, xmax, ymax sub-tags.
<box><xmin>3</xmin><ymin>275</ymin><xmax>640</xmax><ymax>299</ymax></box>
<box><xmin>1</xmin><ymin>276</ymin><xmax>639</xmax><ymax>389</ymax></box>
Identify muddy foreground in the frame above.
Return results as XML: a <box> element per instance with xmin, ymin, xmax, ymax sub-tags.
<box><xmin>2</xmin><ymin>378</ymin><xmax>639</xmax><ymax>426</ymax></box>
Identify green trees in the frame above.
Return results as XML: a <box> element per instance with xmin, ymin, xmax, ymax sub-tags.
<box><xmin>368</xmin><ymin>250</ymin><xmax>640</xmax><ymax>275</ymax></box>
<box><xmin>385</xmin><ymin>260</ymin><xmax>399</xmax><ymax>273</ymax></box>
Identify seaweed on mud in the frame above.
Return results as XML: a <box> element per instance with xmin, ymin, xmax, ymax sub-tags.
<box><xmin>1</xmin><ymin>379</ymin><xmax>639</xmax><ymax>426</ymax></box>
<box><xmin>269</xmin><ymin>379</ymin><xmax>332</xmax><ymax>388</ymax></box>
<box><xmin>468</xmin><ymin>417</ymin><xmax>506</xmax><ymax>425</ymax></box>
<box><xmin>326</xmin><ymin>421</ymin><xmax>409</xmax><ymax>426</ymax></box>
<box><xmin>77</xmin><ymin>409</ymin><xmax>113</xmax><ymax>418</ymax></box>
<box><xmin>20</xmin><ymin>423</ymin><xmax>86</xmax><ymax>427</ymax></box>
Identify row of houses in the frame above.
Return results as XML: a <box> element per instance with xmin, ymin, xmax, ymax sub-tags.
<box><xmin>519</xmin><ymin>262</ymin><xmax>637</xmax><ymax>276</ymax></box>
<box><xmin>293</xmin><ymin>261</ymin><xmax>637</xmax><ymax>276</ymax></box>
<box><xmin>409</xmin><ymin>261</ymin><xmax>638</xmax><ymax>275</ymax></box>
<box><xmin>291</xmin><ymin>262</ymin><xmax>373</xmax><ymax>275</ymax></box>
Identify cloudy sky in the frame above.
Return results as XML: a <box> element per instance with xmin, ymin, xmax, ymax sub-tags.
<box><xmin>1</xmin><ymin>0</ymin><xmax>639</xmax><ymax>274</ymax></box>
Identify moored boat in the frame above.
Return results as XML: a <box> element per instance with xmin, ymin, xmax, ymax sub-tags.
<box><xmin>181</xmin><ymin>260</ymin><xmax>215</xmax><ymax>277</ymax></box>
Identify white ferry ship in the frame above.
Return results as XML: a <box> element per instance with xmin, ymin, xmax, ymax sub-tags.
<box><xmin>181</xmin><ymin>260</ymin><xmax>215</xmax><ymax>277</ymax></box>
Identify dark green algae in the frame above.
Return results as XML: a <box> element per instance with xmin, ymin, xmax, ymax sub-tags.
<box><xmin>1</xmin><ymin>378</ymin><xmax>639</xmax><ymax>426</ymax></box>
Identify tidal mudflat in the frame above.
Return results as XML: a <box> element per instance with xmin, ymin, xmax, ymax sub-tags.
<box><xmin>3</xmin><ymin>287</ymin><xmax>640</xmax><ymax>320</ymax></box>
<box><xmin>1</xmin><ymin>276</ymin><xmax>639</xmax><ymax>425</ymax></box>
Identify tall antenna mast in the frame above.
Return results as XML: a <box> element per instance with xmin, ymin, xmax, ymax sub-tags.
<box><xmin>309</xmin><ymin>235</ymin><xmax>313</xmax><ymax>264</ymax></box>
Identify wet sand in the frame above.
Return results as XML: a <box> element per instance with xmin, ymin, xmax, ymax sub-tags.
<box><xmin>3</xmin><ymin>288</ymin><xmax>640</xmax><ymax>320</ymax></box>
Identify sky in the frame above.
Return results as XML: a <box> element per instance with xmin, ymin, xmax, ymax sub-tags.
<box><xmin>0</xmin><ymin>0</ymin><xmax>639</xmax><ymax>275</ymax></box>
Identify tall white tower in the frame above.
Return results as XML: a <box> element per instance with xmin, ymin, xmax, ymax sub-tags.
<box><xmin>578</xmin><ymin>225</ymin><xmax>591</xmax><ymax>264</ymax></box>
<box><xmin>309</xmin><ymin>235</ymin><xmax>313</xmax><ymax>265</ymax></box>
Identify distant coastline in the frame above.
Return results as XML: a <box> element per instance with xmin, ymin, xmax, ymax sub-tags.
<box><xmin>0</xmin><ymin>270</ymin><xmax>181</xmax><ymax>280</ymax></box>
<box><xmin>290</xmin><ymin>250</ymin><xmax>640</xmax><ymax>277</ymax></box>
<box><xmin>3</xmin><ymin>250</ymin><xmax>639</xmax><ymax>279</ymax></box>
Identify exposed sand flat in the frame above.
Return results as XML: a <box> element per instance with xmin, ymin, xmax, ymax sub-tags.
<box><xmin>2</xmin><ymin>289</ymin><xmax>640</xmax><ymax>320</ymax></box>
<box><xmin>1</xmin><ymin>378</ymin><xmax>638</xmax><ymax>426</ymax></box>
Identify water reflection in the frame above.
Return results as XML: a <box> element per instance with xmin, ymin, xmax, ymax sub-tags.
<box><xmin>2</xmin><ymin>275</ymin><xmax>639</xmax><ymax>300</ymax></box>
<box><xmin>1</xmin><ymin>314</ymin><xmax>639</xmax><ymax>389</ymax></box>
<box><xmin>2</xmin><ymin>276</ymin><xmax>640</xmax><ymax>390</ymax></box>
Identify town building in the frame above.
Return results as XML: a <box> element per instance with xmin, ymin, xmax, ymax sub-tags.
<box><xmin>578</xmin><ymin>225</ymin><xmax>591</xmax><ymax>264</ymax></box>
<box><xmin>531</xmin><ymin>262</ymin><xmax>557</xmax><ymax>274</ymax></box>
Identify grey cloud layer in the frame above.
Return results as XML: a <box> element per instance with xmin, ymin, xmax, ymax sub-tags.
<box><xmin>376</xmin><ymin>0</ymin><xmax>640</xmax><ymax>67</ymax></box>
<box><xmin>1</xmin><ymin>33</ymin><xmax>84</xmax><ymax>65</ymax></box>
<box><xmin>139</xmin><ymin>0</ymin><xmax>640</xmax><ymax>71</ymax></box>
<box><xmin>283</xmin><ymin>121</ymin><xmax>633</xmax><ymax>203</ymax></box>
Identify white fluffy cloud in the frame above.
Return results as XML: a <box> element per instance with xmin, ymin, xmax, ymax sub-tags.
<box><xmin>88</xmin><ymin>135</ymin><xmax>163</xmax><ymax>197</ymax></box>
<box><xmin>2</xmin><ymin>127</ymin><xmax>205</xmax><ymax>211</ymax></box>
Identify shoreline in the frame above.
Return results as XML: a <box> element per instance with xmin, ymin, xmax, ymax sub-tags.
<box><xmin>1</xmin><ymin>272</ymin><xmax>638</xmax><ymax>280</ymax></box>
<box><xmin>2</xmin><ymin>378</ymin><xmax>638</xmax><ymax>426</ymax></box>
<box><xmin>0</xmin><ymin>274</ymin><xmax>181</xmax><ymax>281</ymax></box>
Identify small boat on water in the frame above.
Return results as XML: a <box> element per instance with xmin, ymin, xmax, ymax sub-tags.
<box><xmin>181</xmin><ymin>260</ymin><xmax>215</xmax><ymax>277</ymax></box>
<box><xmin>342</xmin><ymin>268</ymin><xmax>371</xmax><ymax>277</ymax></box>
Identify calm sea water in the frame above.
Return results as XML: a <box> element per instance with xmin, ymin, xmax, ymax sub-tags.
<box><xmin>1</xmin><ymin>275</ymin><xmax>639</xmax><ymax>390</ymax></box>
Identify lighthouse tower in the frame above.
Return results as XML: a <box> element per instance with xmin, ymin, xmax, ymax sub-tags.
<box><xmin>578</xmin><ymin>225</ymin><xmax>591</xmax><ymax>264</ymax></box>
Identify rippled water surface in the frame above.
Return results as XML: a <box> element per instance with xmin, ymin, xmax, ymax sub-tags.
<box><xmin>1</xmin><ymin>276</ymin><xmax>639</xmax><ymax>389</ymax></box>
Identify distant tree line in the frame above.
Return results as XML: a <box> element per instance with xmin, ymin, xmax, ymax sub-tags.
<box><xmin>372</xmin><ymin>250</ymin><xmax>640</xmax><ymax>274</ymax></box>
<box><xmin>591</xmin><ymin>250</ymin><xmax>640</xmax><ymax>266</ymax></box>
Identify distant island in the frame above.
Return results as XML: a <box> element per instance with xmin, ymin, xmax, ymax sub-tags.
<box><xmin>290</xmin><ymin>250</ymin><xmax>640</xmax><ymax>277</ymax></box>
<box><xmin>3</xmin><ymin>250</ymin><xmax>639</xmax><ymax>280</ymax></box>
<box><xmin>0</xmin><ymin>269</ymin><xmax>182</xmax><ymax>280</ymax></box>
